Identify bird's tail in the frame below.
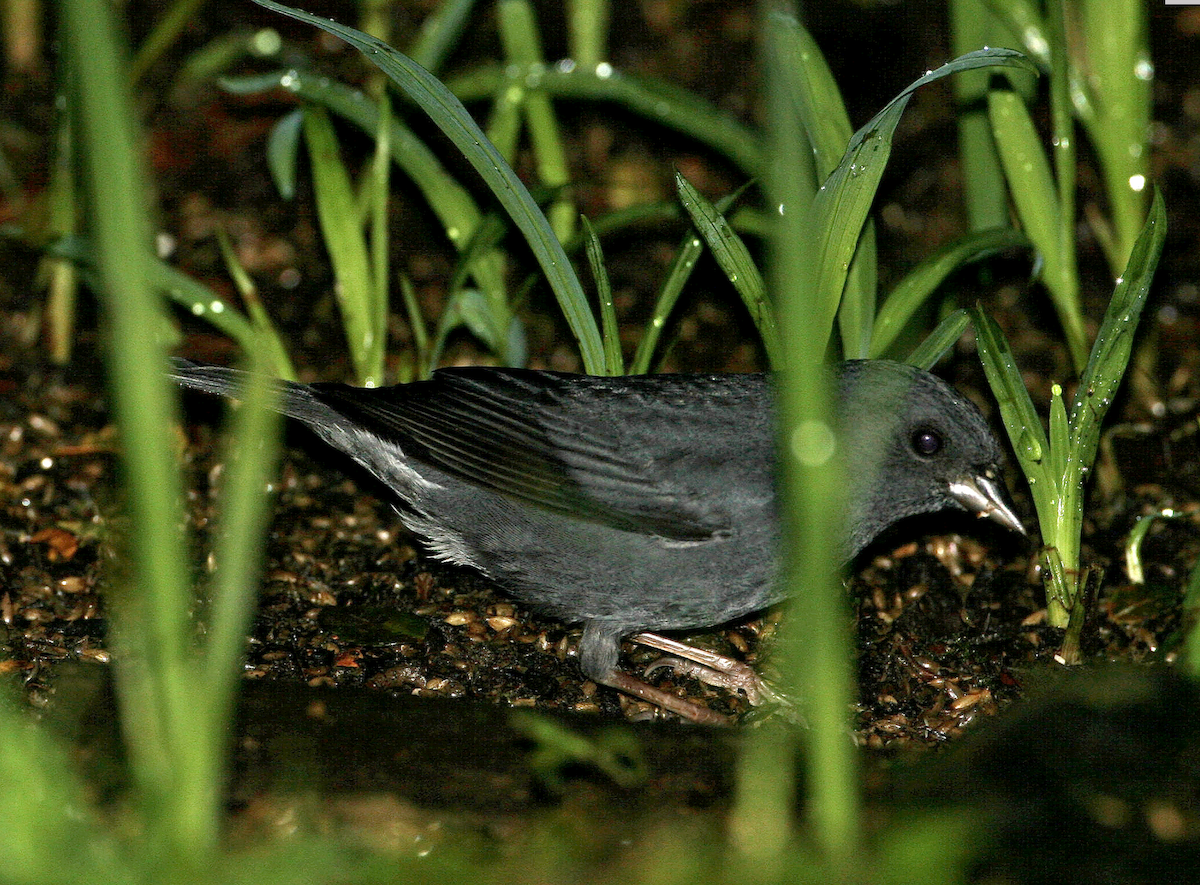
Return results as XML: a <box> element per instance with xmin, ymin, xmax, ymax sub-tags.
<box><xmin>169</xmin><ymin>358</ymin><xmax>338</xmax><ymax>427</ymax></box>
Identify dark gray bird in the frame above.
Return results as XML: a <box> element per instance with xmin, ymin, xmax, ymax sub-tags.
<box><xmin>171</xmin><ymin>358</ymin><xmax>1022</xmax><ymax>724</ymax></box>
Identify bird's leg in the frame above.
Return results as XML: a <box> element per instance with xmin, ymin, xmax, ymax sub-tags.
<box><xmin>632</xmin><ymin>631</ymin><xmax>778</xmax><ymax>707</ymax></box>
<box><xmin>579</xmin><ymin>621</ymin><xmax>732</xmax><ymax>726</ymax></box>
<box><xmin>600</xmin><ymin>670</ymin><xmax>733</xmax><ymax>727</ymax></box>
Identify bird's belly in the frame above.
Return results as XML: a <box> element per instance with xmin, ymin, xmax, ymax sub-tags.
<box><xmin>406</xmin><ymin>484</ymin><xmax>779</xmax><ymax>633</ymax></box>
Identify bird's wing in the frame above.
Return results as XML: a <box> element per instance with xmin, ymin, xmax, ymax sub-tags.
<box><xmin>310</xmin><ymin>368</ymin><xmax>734</xmax><ymax>541</ymax></box>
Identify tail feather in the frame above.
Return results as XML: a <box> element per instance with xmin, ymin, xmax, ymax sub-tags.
<box><xmin>170</xmin><ymin>358</ymin><xmax>336</xmax><ymax>427</ymax></box>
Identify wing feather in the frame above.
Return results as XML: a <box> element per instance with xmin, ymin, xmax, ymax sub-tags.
<box><xmin>311</xmin><ymin>368</ymin><xmax>733</xmax><ymax>540</ymax></box>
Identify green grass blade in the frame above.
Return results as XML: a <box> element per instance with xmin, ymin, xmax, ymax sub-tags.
<box><xmin>499</xmin><ymin>0</ymin><xmax>576</xmax><ymax>244</ymax></box>
<box><xmin>801</xmin><ymin>90</ymin><xmax>906</xmax><ymax>362</ymax></box>
<box><xmin>436</xmin><ymin>210</ymin><xmax>516</xmax><ymax>363</ymax></box>
<box><xmin>870</xmin><ymin>227</ymin><xmax>1028</xmax><ymax>358</ymax></box>
<box><xmin>173</xmin><ymin>26</ymin><xmax>286</xmax><ymax>89</ymax></box>
<box><xmin>836</xmin><ymin>222</ymin><xmax>879</xmax><ymax>360</ymax></box>
<box><xmin>447</xmin><ymin>62</ymin><xmax>763</xmax><ymax>176</ymax></box>
<box><xmin>1185</xmin><ymin>553</ymin><xmax>1200</xmax><ymax>679</ymax></box>
<box><xmin>369</xmin><ymin>91</ymin><xmax>392</xmax><ymax>381</ymax></box>
<box><xmin>987</xmin><ymin>86</ymin><xmax>1088</xmax><ymax>372</ymax></box>
<box><xmin>1045</xmin><ymin>0</ymin><xmax>1084</xmax><ymax>377</ymax></box>
<box><xmin>408</xmin><ymin>0</ymin><xmax>478</xmax><ymax>74</ymax></box>
<box><xmin>227</xmin><ymin>73</ymin><xmax>489</xmax><ymax>256</ymax></box>
<box><xmin>197</xmin><ymin>352</ymin><xmax>282</xmax><ymax>833</ymax></box>
<box><xmin>397</xmin><ymin>272</ymin><xmax>430</xmax><ymax>376</ymax></box>
<box><xmin>149</xmin><ymin>263</ymin><xmax>259</xmax><ymax>353</ymax></box>
<box><xmin>569</xmin><ymin>0</ymin><xmax>610</xmax><ymax>69</ymax></box>
<box><xmin>768</xmin><ymin>9</ymin><xmax>849</xmax><ymax>181</ymax></box>
<box><xmin>254</xmin><ymin>0</ymin><xmax>605</xmax><ymax>373</ymax></box>
<box><xmin>764</xmin><ymin>10</ymin><xmax>877</xmax><ymax>360</ymax></box>
<box><xmin>1074</xmin><ymin>0</ymin><xmax>1151</xmax><ymax>273</ymax></box>
<box><xmin>950</xmin><ymin>0</ymin><xmax>1027</xmax><ymax>230</ymax></box>
<box><xmin>50</xmin><ymin>235</ymin><xmax>281</xmax><ymax>362</ymax></box>
<box><xmin>484</xmin><ymin>73</ymin><xmax>524</xmax><ymax>161</ymax></box>
<box><xmin>986</xmin><ymin>0</ymin><xmax>1050</xmax><ymax>66</ymax></box>
<box><xmin>675</xmin><ymin>171</ymin><xmax>781</xmax><ymax>368</ymax></box>
<box><xmin>265</xmin><ymin>107</ymin><xmax>303</xmax><ymax>200</ymax></box>
<box><xmin>226</xmin><ymin>70</ymin><xmax>515</xmax><ymax>361</ymax></box>
<box><xmin>1039</xmin><ymin>544</ymin><xmax>1075</xmax><ymax>629</ymax></box>
<box><xmin>970</xmin><ymin>304</ymin><xmax>1048</xmax><ymax>474</ymax></box>
<box><xmin>628</xmin><ymin>227</ymin><xmax>704</xmax><ymax>375</ymax></box>
<box><xmin>202</xmin><ymin>359</ymin><xmax>282</xmax><ymax>685</ymax></box>
<box><xmin>301</xmin><ymin>105</ymin><xmax>383</xmax><ymax>386</ymax></box>
<box><xmin>903</xmin><ymin>308</ymin><xmax>970</xmax><ymax>370</ymax></box>
<box><xmin>1123</xmin><ymin>510</ymin><xmax>1175</xmax><ymax>586</ymax></box>
<box><xmin>1048</xmin><ymin>382</ymin><xmax>1069</xmax><ymax>488</ymax></box>
<box><xmin>803</xmin><ymin>48</ymin><xmax>1034</xmax><ymax>363</ymax></box>
<box><xmin>213</xmin><ymin>227</ymin><xmax>295</xmax><ymax>379</ymax></box>
<box><xmin>128</xmin><ymin>0</ymin><xmax>209</xmax><ymax>84</ymax></box>
<box><xmin>602</xmin><ymin>197</ymin><xmax>764</xmax><ymax>375</ymax></box>
<box><xmin>0</xmin><ymin>689</ymin><xmax>127</xmax><ymax>881</ymax></box>
<box><xmin>984</xmin><ymin>88</ymin><xmax>1059</xmax><ymax>261</ymax></box>
<box><xmin>432</xmin><ymin>286</ymin><xmax>524</xmax><ymax>372</ymax></box>
<box><xmin>581</xmin><ymin>216</ymin><xmax>623</xmax><ymax>375</ymax></box>
<box><xmin>759</xmin><ymin>9</ymin><xmax>858</xmax><ymax>869</ymax></box>
<box><xmin>574</xmin><ymin>198</ymin><xmax>769</xmax><ymax>241</ymax></box>
<box><xmin>44</xmin><ymin>117</ymin><xmax>79</xmax><ymax>365</ymax></box>
<box><xmin>63</xmin><ymin>0</ymin><xmax>207</xmax><ymax>857</ymax></box>
<box><xmin>1068</xmin><ymin>189</ymin><xmax>1166</xmax><ymax>466</ymax></box>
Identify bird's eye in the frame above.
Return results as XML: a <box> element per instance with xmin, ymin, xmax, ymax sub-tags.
<box><xmin>912</xmin><ymin>428</ymin><xmax>943</xmax><ymax>457</ymax></box>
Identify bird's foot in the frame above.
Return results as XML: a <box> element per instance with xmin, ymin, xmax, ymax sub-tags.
<box><xmin>632</xmin><ymin>631</ymin><xmax>779</xmax><ymax>707</ymax></box>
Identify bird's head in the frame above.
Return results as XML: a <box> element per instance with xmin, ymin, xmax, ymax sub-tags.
<box><xmin>838</xmin><ymin>359</ymin><xmax>1024</xmax><ymax>561</ymax></box>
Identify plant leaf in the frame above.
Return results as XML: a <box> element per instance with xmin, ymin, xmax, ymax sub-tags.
<box><xmin>675</xmin><ymin>171</ymin><xmax>781</xmax><ymax>367</ymax></box>
<box><xmin>253</xmin><ymin>0</ymin><xmax>604</xmax><ymax>373</ymax></box>
<box><xmin>970</xmin><ymin>304</ymin><xmax>1049</xmax><ymax>473</ymax></box>
<box><xmin>904</xmin><ymin>308</ymin><xmax>970</xmax><ymax>370</ymax></box>
<box><xmin>803</xmin><ymin>48</ymin><xmax>1035</xmax><ymax>361</ymax></box>
<box><xmin>871</xmin><ymin>227</ymin><xmax>1028</xmax><ymax>358</ymax></box>
<box><xmin>446</xmin><ymin>62</ymin><xmax>763</xmax><ymax>176</ymax></box>
<box><xmin>302</xmin><ymin>105</ymin><xmax>381</xmax><ymax>386</ymax></box>
<box><xmin>581</xmin><ymin>216</ymin><xmax>623</xmax><ymax>376</ymax></box>
<box><xmin>1068</xmin><ymin>188</ymin><xmax>1166</xmax><ymax>465</ymax></box>
<box><xmin>223</xmin><ymin>71</ymin><xmax>510</xmax><ymax>348</ymax></box>
<box><xmin>265</xmin><ymin>108</ymin><xmax>303</xmax><ymax>200</ymax></box>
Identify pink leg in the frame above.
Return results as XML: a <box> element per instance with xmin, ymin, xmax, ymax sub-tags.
<box><xmin>601</xmin><ymin>669</ymin><xmax>734</xmax><ymax>727</ymax></box>
<box><xmin>631</xmin><ymin>632</ymin><xmax>778</xmax><ymax>707</ymax></box>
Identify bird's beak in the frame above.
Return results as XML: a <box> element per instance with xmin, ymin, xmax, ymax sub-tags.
<box><xmin>948</xmin><ymin>471</ymin><xmax>1026</xmax><ymax>535</ymax></box>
